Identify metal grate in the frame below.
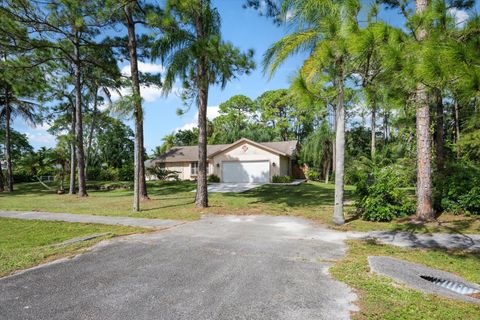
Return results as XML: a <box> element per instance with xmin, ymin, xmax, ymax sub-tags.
<box><xmin>420</xmin><ymin>275</ymin><xmax>480</xmax><ymax>295</ymax></box>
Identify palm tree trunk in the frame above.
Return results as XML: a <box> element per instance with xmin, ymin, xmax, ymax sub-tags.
<box><xmin>73</xmin><ymin>37</ymin><xmax>88</xmax><ymax>197</ymax></box>
<box><xmin>415</xmin><ymin>0</ymin><xmax>434</xmax><ymax>221</ymax></box>
<box><xmin>371</xmin><ymin>103</ymin><xmax>376</xmax><ymax>158</ymax></box>
<box><xmin>124</xmin><ymin>3</ymin><xmax>144</xmax><ymax>211</ymax></box>
<box><xmin>69</xmin><ymin>103</ymin><xmax>76</xmax><ymax>195</ymax></box>
<box><xmin>324</xmin><ymin>158</ymin><xmax>330</xmax><ymax>184</ymax></box>
<box><xmin>331</xmin><ymin>103</ymin><xmax>336</xmax><ymax>175</ymax></box>
<box><xmin>0</xmin><ymin>159</ymin><xmax>5</xmax><ymax>192</ymax></box>
<box><xmin>139</xmin><ymin>119</ymin><xmax>149</xmax><ymax>200</ymax></box>
<box><xmin>4</xmin><ymin>88</ymin><xmax>13</xmax><ymax>192</ymax></box>
<box><xmin>196</xmin><ymin>80</ymin><xmax>209</xmax><ymax>208</ymax></box>
<box><xmin>333</xmin><ymin>63</ymin><xmax>345</xmax><ymax>225</ymax></box>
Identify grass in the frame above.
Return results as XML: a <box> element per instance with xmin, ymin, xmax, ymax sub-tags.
<box><xmin>331</xmin><ymin>240</ymin><xmax>480</xmax><ymax>319</ymax></box>
<box><xmin>0</xmin><ymin>217</ymin><xmax>146</xmax><ymax>277</ymax></box>
<box><xmin>0</xmin><ymin>180</ymin><xmax>478</xmax><ymax>234</ymax></box>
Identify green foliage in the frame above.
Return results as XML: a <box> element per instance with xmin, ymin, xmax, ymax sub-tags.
<box><xmin>440</xmin><ymin>162</ymin><xmax>480</xmax><ymax>215</ymax></box>
<box><xmin>146</xmin><ymin>166</ymin><xmax>179</xmax><ymax>181</ymax></box>
<box><xmin>301</xmin><ymin>122</ymin><xmax>332</xmax><ymax>177</ymax></box>
<box><xmin>207</xmin><ymin>174</ymin><xmax>220</xmax><ymax>183</ymax></box>
<box><xmin>305</xmin><ymin>168</ymin><xmax>320</xmax><ymax>181</ymax></box>
<box><xmin>353</xmin><ymin>162</ymin><xmax>415</xmax><ymax>222</ymax></box>
<box><xmin>272</xmin><ymin>175</ymin><xmax>293</xmax><ymax>183</ymax></box>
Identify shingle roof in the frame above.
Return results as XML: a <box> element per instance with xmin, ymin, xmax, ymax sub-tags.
<box><xmin>152</xmin><ymin>140</ymin><xmax>298</xmax><ymax>163</ymax></box>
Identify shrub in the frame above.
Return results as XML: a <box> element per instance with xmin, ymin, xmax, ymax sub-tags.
<box><xmin>305</xmin><ymin>168</ymin><xmax>320</xmax><ymax>181</ymax></box>
<box><xmin>272</xmin><ymin>175</ymin><xmax>293</xmax><ymax>183</ymax></box>
<box><xmin>118</xmin><ymin>164</ymin><xmax>134</xmax><ymax>181</ymax></box>
<box><xmin>207</xmin><ymin>174</ymin><xmax>220</xmax><ymax>183</ymax></box>
<box><xmin>12</xmin><ymin>168</ymin><xmax>34</xmax><ymax>183</ymax></box>
<box><xmin>440</xmin><ymin>162</ymin><xmax>480</xmax><ymax>215</ymax></box>
<box><xmin>146</xmin><ymin>165</ymin><xmax>179</xmax><ymax>181</ymax></box>
<box><xmin>99</xmin><ymin>167</ymin><xmax>120</xmax><ymax>181</ymax></box>
<box><xmin>355</xmin><ymin>165</ymin><xmax>415</xmax><ymax>222</ymax></box>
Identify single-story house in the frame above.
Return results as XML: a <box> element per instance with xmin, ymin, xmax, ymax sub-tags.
<box><xmin>147</xmin><ymin>138</ymin><xmax>299</xmax><ymax>183</ymax></box>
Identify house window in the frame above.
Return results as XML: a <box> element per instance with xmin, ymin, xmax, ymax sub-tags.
<box><xmin>190</xmin><ymin>162</ymin><xmax>209</xmax><ymax>175</ymax></box>
<box><xmin>191</xmin><ymin>162</ymin><xmax>198</xmax><ymax>175</ymax></box>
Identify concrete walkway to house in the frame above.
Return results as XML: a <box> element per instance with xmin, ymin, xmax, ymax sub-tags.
<box><xmin>0</xmin><ymin>210</ymin><xmax>183</xmax><ymax>229</ymax></box>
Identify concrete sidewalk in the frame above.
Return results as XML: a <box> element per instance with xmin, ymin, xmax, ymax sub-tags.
<box><xmin>0</xmin><ymin>211</ymin><xmax>184</xmax><ymax>229</ymax></box>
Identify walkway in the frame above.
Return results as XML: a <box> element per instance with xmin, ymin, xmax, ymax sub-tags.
<box><xmin>0</xmin><ymin>211</ymin><xmax>183</xmax><ymax>229</ymax></box>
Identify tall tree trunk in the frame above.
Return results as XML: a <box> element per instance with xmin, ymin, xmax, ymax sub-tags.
<box><xmin>415</xmin><ymin>0</ymin><xmax>434</xmax><ymax>221</ymax></box>
<box><xmin>383</xmin><ymin>110</ymin><xmax>389</xmax><ymax>144</ymax></box>
<box><xmin>86</xmin><ymin>87</ymin><xmax>98</xmax><ymax>170</ymax></box>
<box><xmin>4</xmin><ymin>88</ymin><xmax>13</xmax><ymax>192</ymax></box>
<box><xmin>196</xmin><ymin>80</ymin><xmax>209</xmax><ymax>208</ymax></box>
<box><xmin>73</xmin><ymin>38</ymin><xmax>88</xmax><ymax>197</ymax></box>
<box><xmin>324</xmin><ymin>158</ymin><xmax>330</xmax><ymax>184</ymax></box>
<box><xmin>331</xmin><ymin>103</ymin><xmax>336</xmax><ymax>175</ymax></box>
<box><xmin>0</xmin><ymin>159</ymin><xmax>5</xmax><ymax>192</ymax></box>
<box><xmin>371</xmin><ymin>103</ymin><xmax>376</xmax><ymax>158</ymax></box>
<box><xmin>69</xmin><ymin>103</ymin><xmax>76</xmax><ymax>194</ymax></box>
<box><xmin>434</xmin><ymin>89</ymin><xmax>444</xmax><ymax>173</ymax></box>
<box><xmin>124</xmin><ymin>3</ymin><xmax>146</xmax><ymax>211</ymax></box>
<box><xmin>195</xmin><ymin>2</ymin><xmax>209</xmax><ymax>208</ymax></box>
<box><xmin>333</xmin><ymin>63</ymin><xmax>345</xmax><ymax>225</ymax></box>
<box><xmin>139</xmin><ymin>120</ymin><xmax>149</xmax><ymax>199</ymax></box>
<box><xmin>454</xmin><ymin>100</ymin><xmax>460</xmax><ymax>158</ymax></box>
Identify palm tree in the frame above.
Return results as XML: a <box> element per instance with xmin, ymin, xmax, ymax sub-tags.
<box><xmin>263</xmin><ymin>0</ymin><xmax>360</xmax><ymax>225</ymax></box>
<box><xmin>0</xmin><ymin>83</ymin><xmax>39</xmax><ymax>191</ymax></box>
<box><xmin>150</xmin><ymin>0</ymin><xmax>254</xmax><ymax>208</ymax></box>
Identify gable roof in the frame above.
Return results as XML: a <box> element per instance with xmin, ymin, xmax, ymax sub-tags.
<box><xmin>152</xmin><ymin>139</ymin><xmax>298</xmax><ymax>163</ymax></box>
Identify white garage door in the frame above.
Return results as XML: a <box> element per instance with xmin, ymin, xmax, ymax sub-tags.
<box><xmin>222</xmin><ymin>161</ymin><xmax>270</xmax><ymax>183</ymax></box>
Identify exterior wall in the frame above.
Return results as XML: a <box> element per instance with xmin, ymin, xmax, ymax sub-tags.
<box><xmin>279</xmin><ymin>155</ymin><xmax>290</xmax><ymax>176</ymax></box>
<box><xmin>211</xmin><ymin>141</ymin><xmax>283</xmax><ymax>182</ymax></box>
<box><xmin>147</xmin><ymin>161</ymin><xmax>214</xmax><ymax>181</ymax></box>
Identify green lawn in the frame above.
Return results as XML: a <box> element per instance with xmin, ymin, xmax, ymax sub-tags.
<box><xmin>0</xmin><ymin>180</ymin><xmax>478</xmax><ymax>234</ymax></box>
<box><xmin>0</xmin><ymin>218</ymin><xmax>145</xmax><ymax>277</ymax></box>
<box><xmin>331</xmin><ymin>240</ymin><xmax>480</xmax><ymax>319</ymax></box>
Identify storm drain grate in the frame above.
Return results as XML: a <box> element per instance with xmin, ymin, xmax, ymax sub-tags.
<box><xmin>420</xmin><ymin>275</ymin><xmax>480</xmax><ymax>295</ymax></box>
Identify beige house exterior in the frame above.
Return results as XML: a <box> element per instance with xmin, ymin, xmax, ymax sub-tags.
<box><xmin>147</xmin><ymin>138</ymin><xmax>298</xmax><ymax>183</ymax></box>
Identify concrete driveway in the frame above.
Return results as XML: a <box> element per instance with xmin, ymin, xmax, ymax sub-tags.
<box><xmin>196</xmin><ymin>182</ymin><xmax>265</xmax><ymax>193</ymax></box>
<box><xmin>0</xmin><ymin>215</ymin><xmax>358</xmax><ymax>320</ymax></box>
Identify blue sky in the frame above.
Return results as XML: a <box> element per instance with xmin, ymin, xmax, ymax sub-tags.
<box><xmin>13</xmin><ymin>0</ymin><xmax>472</xmax><ymax>152</ymax></box>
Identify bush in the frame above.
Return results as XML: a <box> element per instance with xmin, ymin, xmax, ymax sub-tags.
<box><xmin>118</xmin><ymin>164</ymin><xmax>134</xmax><ymax>181</ymax></box>
<box><xmin>99</xmin><ymin>167</ymin><xmax>120</xmax><ymax>181</ymax></box>
<box><xmin>440</xmin><ymin>162</ymin><xmax>480</xmax><ymax>215</ymax></box>
<box><xmin>305</xmin><ymin>168</ymin><xmax>320</xmax><ymax>181</ymax></box>
<box><xmin>207</xmin><ymin>174</ymin><xmax>220</xmax><ymax>183</ymax></box>
<box><xmin>146</xmin><ymin>165</ymin><xmax>179</xmax><ymax>181</ymax></box>
<box><xmin>272</xmin><ymin>175</ymin><xmax>293</xmax><ymax>183</ymax></box>
<box><xmin>12</xmin><ymin>168</ymin><xmax>34</xmax><ymax>183</ymax></box>
<box><xmin>355</xmin><ymin>165</ymin><xmax>415</xmax><ymax>222</ymax></box>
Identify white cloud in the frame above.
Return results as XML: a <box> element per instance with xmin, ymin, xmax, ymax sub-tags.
<box><xmin>107</xmin><ymin>84</ymin><xmax>164</xmax><ymax>103</ymax></box>
<box><xmin>206</xmin><ymin>105</ymin><xmax>220</xmax><ymax>120</ymax></box>
<box><xmin>175</xmin><ymin>105</ymin><xmax>220</xmax><ymax>132</ymax></box>
<box><xmin>120</xmin><ymin>62</ymin><xmax>165</xmax><ymax>76</ymax></box>
<box><xmin>448</xmin><ymin>8</ymin><xmax>469</xmax><ymax>28</ymax></box>
<box><xmin>25</xmin><ymin>132</ymin><xmax>56</xmax><ymax>145</ymax></box>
